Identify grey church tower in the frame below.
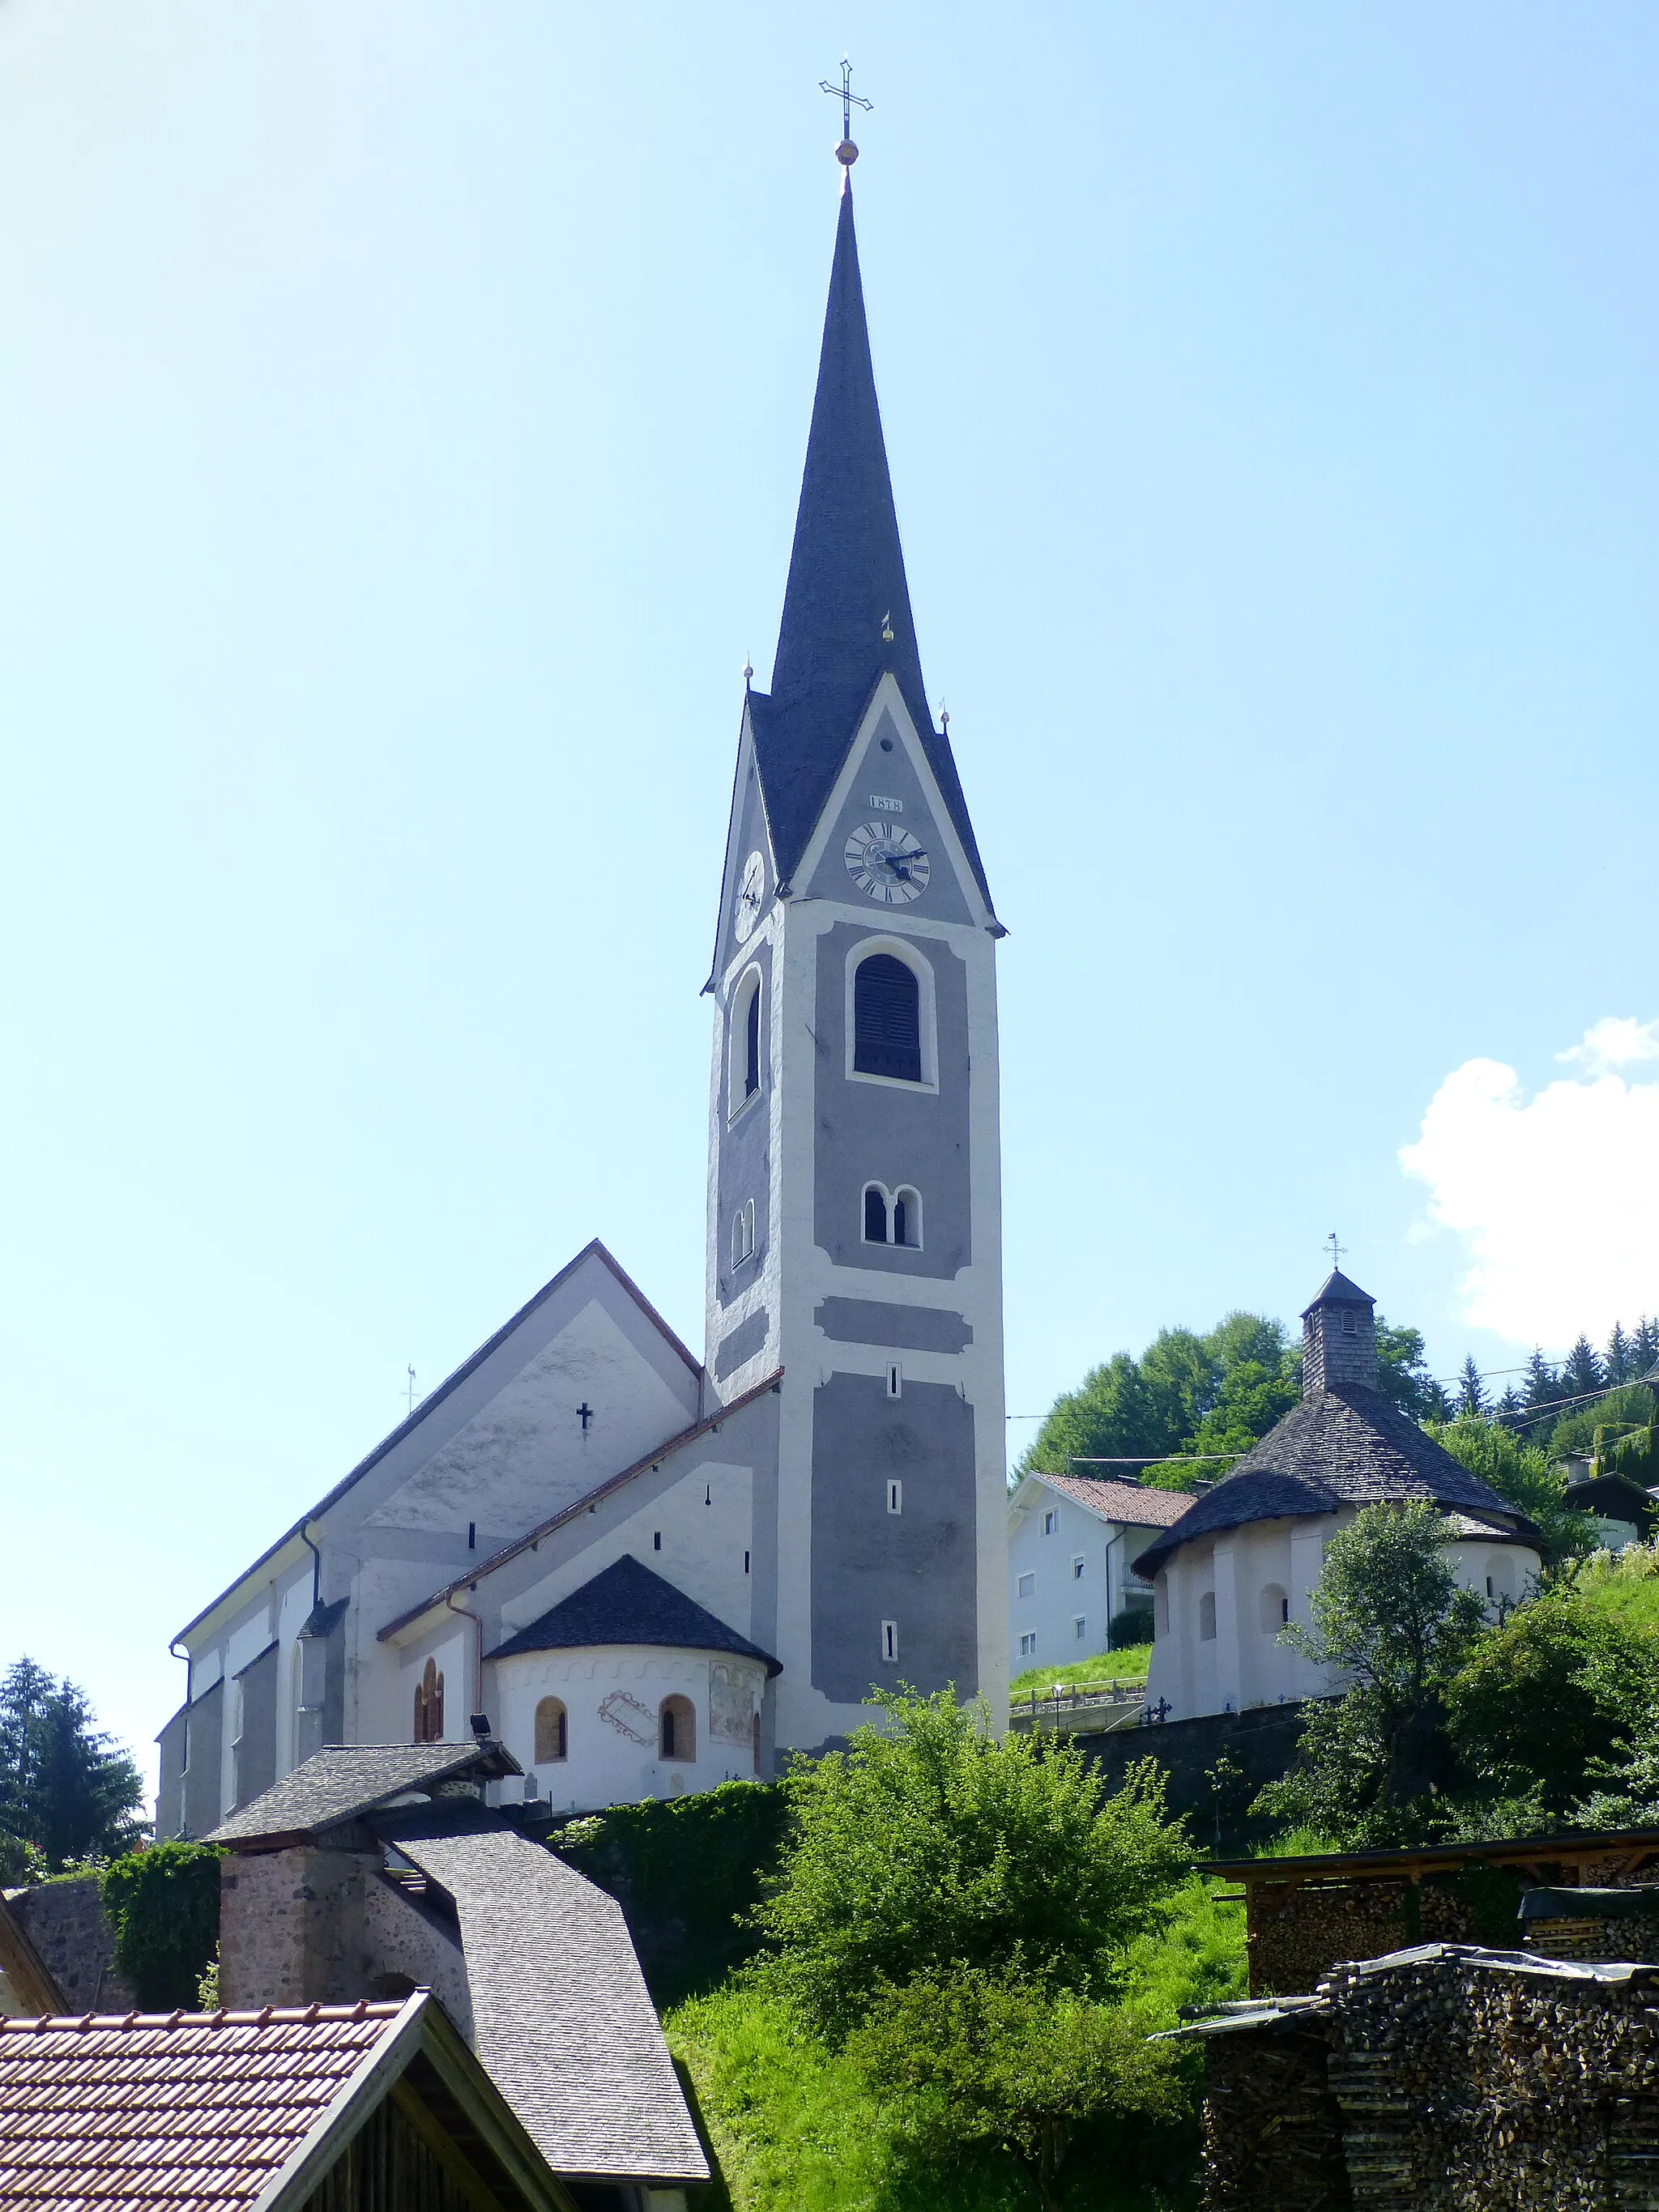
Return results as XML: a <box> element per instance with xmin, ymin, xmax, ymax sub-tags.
<box><xmin>704</xmin><ymin>168</ymin><xmax>1008</xmax><ymax>1751</ymax></box>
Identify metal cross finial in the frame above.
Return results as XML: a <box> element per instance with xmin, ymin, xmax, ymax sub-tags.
<box><xmin>821</xmin><ymin>58</ymin><xmax>872</xmax><ymax>167</ymax></box>
<box><xmin>1325</xmin><ymin>1231</ymin><xmax>1347</xmax><ymax>1272</ymax></box>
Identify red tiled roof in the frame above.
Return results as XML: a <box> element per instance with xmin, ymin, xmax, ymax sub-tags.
<box><xmin>1026</xmin><ymin>1470</ymin><xmax>1195</xmax><ymax>1530</ymax></box>
<box><xmin>0</xmin><ymin>2000</ymin><xmax>405</xmax><ymax>2210</ymax></box>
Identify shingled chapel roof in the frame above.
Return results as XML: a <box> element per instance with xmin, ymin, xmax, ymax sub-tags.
<box><xmin>1131</xmin><ymin>1384</ymin><xmax>1533</xmax><ymax>1582</ymax></box>
<box><xmin>745</xmin><ymin>180</ymin><xmax>993</xmax><ymax>912</ymax></box>
<box><xmin>487</xmin><ymin>1554</ymin><xmax>782</xmax><ymax>1673</ymax></box>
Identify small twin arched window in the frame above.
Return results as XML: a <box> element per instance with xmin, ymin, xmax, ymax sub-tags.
<box><xmin>862</xmin><ymin>1183</ymin><xmax>922</xmax><ymax>1248</ymax></box>
<box><xmin>853</xmin><ymin>954</ymin><xmax>921</xmax><ymax>1083</ymax></box>
<box><xmin>535</xmin><ymin>1697</ymin><xmax>568</xmax><ymax>1763</ymax></box>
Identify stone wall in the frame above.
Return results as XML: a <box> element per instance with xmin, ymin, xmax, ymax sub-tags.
<box><xmin>218</xmin><ymin>1846</ymin><xmax>380</xmax><ymax>2010</ymax></box>
<box><xmin>8</xmin><ymin>1878</ymin><xmax>134</xmax><ymax>2013</ymax></box>
<box><xmin>1197</xmin><ymin>1946</ymin><xmax>1659</xmax><ymax>2212</ymax></box>
<box><xmin>1079</xmin><ymin>1700</ymin><xmax>1309</xmax><ymax>1853</ymax></box>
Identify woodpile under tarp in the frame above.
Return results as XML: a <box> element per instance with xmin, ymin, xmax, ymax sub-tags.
<box><xmin>1178</xmin><ymin>1941</ymin><xmax>1659</xmax><ymax>2211</ymax></box>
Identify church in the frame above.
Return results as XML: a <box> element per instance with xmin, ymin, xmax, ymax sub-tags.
<box><xmin>156</xmin><ymin>159</ymin><xmax>1009</xmax><ymax>1835</ymax></box>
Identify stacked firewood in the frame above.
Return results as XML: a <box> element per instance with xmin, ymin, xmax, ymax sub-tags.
<box><xmin>1196</xmin><ymin>1948</ymin><xmax>1659</xmax><ymax>2210</ymax></box>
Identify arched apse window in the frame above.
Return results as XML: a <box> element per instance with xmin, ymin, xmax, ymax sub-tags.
<box><xmin>892</xmin><ymin>1187</ymin><xmax>922</xmax><ymax>1248</ymax></box>
<box><xmin>659</xmin><ymin>1694</ymin><xmax>696</xmax><ymax>1762</ymax></box>
<box><xmin>535</xmin><ymin>1697</ymin><xmax>568</xmax><ymax>1763</ymax></box>
<box><xmin>1259</xmin><ymin>1584</ymin><xmax>1289</xmax><ymax>1634</ymax></box>
<box><xmin>853</xmin><ymin>954</ymin><xmax>922</xmax><ymax>1082</ymax></box>
<box><xmin>1198</xmin><ymin>1592</ymin><xmax>1218</xmax><ymax>1642</ymax></box>
<box><xmin>863</xmin><ymin>1184</ymin><xmax>889</xmax><ymax>1243</ymax></box>
<box><xmin>728</xmin><ymin>967</ymin><xmax>763</xmax><ymax>1116</ymax></box>
<box><xmin>413</xmin><ymin>1658</ymin><xmax>445</xmax><ymax>1744</ymax></box>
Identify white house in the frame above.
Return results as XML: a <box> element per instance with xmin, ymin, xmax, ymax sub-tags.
<box><xmin>1006</xmin><ymin>1471</ymin><xmax>1192</xmax><ymax>1675</ymax></box>
<box><xmin>1134</xmin><ymin>1271</ymin><xmax>1544</xmax><ymax>1722</ymax></box>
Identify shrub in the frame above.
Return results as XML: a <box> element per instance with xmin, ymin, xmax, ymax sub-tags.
<box><xmin>100</xmin><ymin>1840</ymin><xmax>223</xmax><ymax>2009</ymax></box>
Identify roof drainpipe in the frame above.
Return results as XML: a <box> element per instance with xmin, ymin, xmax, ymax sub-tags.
<box><xmin>299</xmin><ymin>1521</ymin><xmax>323</xmax><ymax>1615</ymax></box>
<box><xmin>445</xmin><ymin>1588</ymin><xmax>491</xmax><ymax>1743</ymax></box>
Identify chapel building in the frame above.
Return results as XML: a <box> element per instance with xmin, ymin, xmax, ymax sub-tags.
<box><xmin>156</xmin><ymin>160</ymin><xmax>1008</xmax><ymax>1835</ymax></box>
<box><xmin>1133</xmin><ymin>1270</ymin><xmax>1542</xmax><ymax>1721</ymax></box>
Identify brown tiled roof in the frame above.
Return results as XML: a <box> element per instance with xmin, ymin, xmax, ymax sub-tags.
<box><xmin>1026</xmin><ymin>1470</ymin><xmax>1195</xmax><ymax>1530</ymax></box>
<box><xmin>0</xmin><ymin>1999</ymin><xmax>404</xmax><ymax>2210</ymax></box>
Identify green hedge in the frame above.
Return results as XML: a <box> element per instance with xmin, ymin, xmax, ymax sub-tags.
<box><xmin>101</xmin><ymin>1840</ymin><xmax>223</xmax><ymax>2010</ymax></box>
<box><xmin>550</xmin><ymin>1780</ymin><xmax>789</xmax><ymax>2008</ymax></box>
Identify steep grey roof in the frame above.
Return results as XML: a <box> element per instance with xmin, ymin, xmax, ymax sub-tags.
<box><xmin>207</xmin><ymin>1742</ymin><xmax>522</xmax><ymax>1846</ymax></box>
<box><xmin>487</xmin><ymin>1554</ymin><xmax>782</xmax><ymax>1674</ymax></box>
<box><xmin>1131</xmin><ymin>1385</ymin><xmax>1531</xmax><ymax>1579</ymax></box>
<box><xmin>376</xmin><ymin>1808</ymin><xmax>708</xmax><ymax>2184</ymax></box>
<box><xmin>749</xmin><ymin>182</ymin><xmax>992</xmax><ymax>911</ymax></box>
<box><xmin>1301</xmin><ymin>1268</ymin><xmax>1374</xmax><ymax>1314</ymax></box>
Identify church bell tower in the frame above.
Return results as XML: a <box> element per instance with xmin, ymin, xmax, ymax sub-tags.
<box><xmin>703</xmin><ymin>154</ymin><xmax>1007</xmax><ymax>1754</ymax></box>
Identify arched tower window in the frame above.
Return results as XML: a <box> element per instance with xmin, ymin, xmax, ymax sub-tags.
<box><xmin>413</xmin><ymin>1657</ymin><xmax>445</xmax><ymax>1744</ymax></box>
<box><xmin>534</xmin><ymin>1697</ymin><xmax>568</xmax><ymax>1763</ymax></box>
<box><xmin>659</xmin><ymin>1694</ymin><xmax>696</xmax><ymax>1762</ymax></box>
<box><xmin>853</xmin><ymin>954</ymin><xmax>921</xmax><ymax>1082</ymax></box>
<box><xmin>892</xmin><ymin>1186</ymin><xmax>922</xmax><ymax>1248</ymax></box>
<box><xmin>863</xmin><ymin>1184</ymin><xmax>889</xmax><ymax>1243</ymax></box>
<box><xmin>728</xmin><ymin>966</ymin><xmax>764</xmax><ymax>1117</ymax></box>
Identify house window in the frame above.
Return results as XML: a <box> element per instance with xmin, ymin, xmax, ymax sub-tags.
<box><xmin>1017</xmin><ymin>1572</ymin><xmax>1035</xmax><ymax>1598</ymax></box>
<box><xmin>659</xmin><ymin>1694</ymin><xmax>696</xmax><ymax>1762</ymax></box>
<box><xmin>413</xmin><ymin>1657</ymin><xmax>445</xmax><ymax>1745</ymax></box>
<box><xmin>534</xmin><ymin>1697</ymin><xmax>568</xmax><ymax>1763</ymax></box>
<box><xmin>881</xmin><ymin>1620</ymin><xmax>900</xmax><ymax>1663</ymax></box>
<box><xmin>887</xmin><ymin>1480</ymin><xmax>903</xmax><ymax>1515</ymax></box>
<box><xmin>892</xmin><ymin>1186</ymin><xmax>922</xmax><ymax>1249</ymax></box>
<box><xmin>1042</xmin><ymin>1509</ymin><xmax>1057</xmax><ymax>1536</ymax></box>
<box><xmin>863</xmin><ymin>1185</ymin><xmax>889</xmax><ymax>1243</ymax></box>
<box><xmin>854</xmin><ymin>954</ymin><xmax>922</xmax><ymax>1082</ymax></box>
<box><xmin>1073</xmin><ymin>1616</ymin><xmax>1086</xmax><ymax>1640</ymax></box>
<box><xmin>1072</xmin><ymin>1555</ymin><xmax>1085</xmax><ymax>1581</ymax></box>
<box><xmin>1199</xmin><ymin>1592</ymin><xmax>1218</xmax><ymax>1642</ymax></box>
<box><xmin>887</xmin><ymin>1363</ymin><xmax>902</xmax><ymax>1399</ymax></box>
<box><xmin>731</xmin><ymin>1198</ymin><xmax>755</xmax><ymax>1268</ymax></box>
<box><xmin>1019</xmin><ymin>1632</ymin><xmax>1037</xmax><ymax>1658</ymax></box>
<box><xmin>1260</xmin><ymin>1584</ymin><xmax>1289</xmax><ymax>1634</ymax></box>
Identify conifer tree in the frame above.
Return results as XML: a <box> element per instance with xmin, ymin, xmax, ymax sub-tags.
<box><xmin>1523</xmin><ymin>1348</ymin><xmax>1559</xmax><ymax>1410</ymax></box>
<box><xmin>1456</xmin><ymin>1357</ymin><xmax>1487</xmax><ymax>1417</ymax></box>
<box><xmin>1606</xmin><ymin>1322</ymin><xmax>1635</xmax><ymax>1386</ymax></box>
<box><xmin>0</xmin><ymin>1658</ymin><xmax>144</xmax><ymax>1873</ymax></box>
<box><xmin>1636</xmin><ymin>1318</ymin><xmax>1659</xmax><ymax>1377</ymax></box>
<box><xmin>1562</xmin><ymin>1336</ymin><xmax>1605</xmax><ymax>1401</ymax></box>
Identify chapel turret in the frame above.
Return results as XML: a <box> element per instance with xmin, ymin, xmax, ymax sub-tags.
<box><xmin>1301</xmin><ymin>1269</ymin><xmax>1379</xmax><ymax>1396</ymax></box>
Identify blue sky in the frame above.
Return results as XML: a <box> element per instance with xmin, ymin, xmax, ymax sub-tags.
<box><xmin>4</xmin><ymin>2</ymin><xmax>1657</xmax><ymax>1784</ymax></box>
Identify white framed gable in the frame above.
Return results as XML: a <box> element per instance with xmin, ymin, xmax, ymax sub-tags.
<box><xmin>791</xmin><ymin>674</ymin><xmax>994</xmax><ymax>930</ymax></box>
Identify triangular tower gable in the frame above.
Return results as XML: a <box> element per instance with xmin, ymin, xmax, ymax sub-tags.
<box><xmin>706</xmin><ymin>715</ymin><xmax>778</xmax><ymax>988</ymax></box>
<box><xmin>792</xmin><ymin>676</ymin><xmax>984</xmax><ymax>926</ymax></box>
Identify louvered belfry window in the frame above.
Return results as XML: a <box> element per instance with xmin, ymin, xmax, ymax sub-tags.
<box><xmin>854</xmin><ymin>954</ymin><xmax>922</xmax><ymax>1082</ymax></box>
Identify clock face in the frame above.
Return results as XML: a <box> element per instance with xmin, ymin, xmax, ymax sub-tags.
<box><xmin>844</xmin><ymin>820</ymin><xmax>931</xmax><ymax>904</ymax></box>
<box><xmin>734</xmin><ymin>850</ymin><xmax>766</xmax><ymax>940</ymax></box>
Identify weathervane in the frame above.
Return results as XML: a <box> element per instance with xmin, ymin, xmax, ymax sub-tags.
<box><xmin>821</xmin><ymin>58</ymin><xmax>872</xmax><ymax>168</ymax></box>
<box><xmin>1325</xmin><ymin>1231</ymin><xmax>1347</xmax><ymax>1272</ymax></box>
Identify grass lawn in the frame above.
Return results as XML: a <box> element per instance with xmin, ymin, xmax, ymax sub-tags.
<box><xmin>667</xmin><ymin>1876</ymin><xmax>1241</xmax><ymax>2212</ymax></box>
<box><xmin>1009</xmin><ymin>1643</ymin><xmax>1153</xmax><ymax>1698</ymax></box>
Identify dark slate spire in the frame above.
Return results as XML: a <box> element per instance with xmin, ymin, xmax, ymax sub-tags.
<box><xmin>748</xmin><ymin>181</ymin><xmax>993</xmax><ymax>910</ymax></box>
<box><xmin>770</xmin><ymin>181</ymin><xmax>929</xmax><ymax>751</ymax></box>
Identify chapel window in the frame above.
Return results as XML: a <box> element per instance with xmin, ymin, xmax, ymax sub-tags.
<box><xmin>659</xmin><ymin>1694</ymin><xmax>696</xmax><ymax>1763</ymax></box>
<box><xmin>1260</xmin><ymin>1583</ymin><xmax>1289</xmax><ymax>1634</ymax></box>
<box><xmin>853</xmin><ymin>954</ymin><xmax>922</xmax><ymax>1083</ymax></box>
<box><xmin>1199</xmin><ymin>1592</ymin><xmax>1218</xmax><ymax>1642</ymax></box>
<box><xmin>413</xmin><ymin>1657</ymin><xmax>445</xmax><ymax>1744</ymax></box>
<box><xmin>535</xmin><ymin>1697</ymin><xmax>568</xmax><ymax>1763</ymax></box>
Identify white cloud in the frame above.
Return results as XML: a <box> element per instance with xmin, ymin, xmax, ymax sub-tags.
<box><xmin>1400</xmin><ymin>1018</ymin><xmax>1659</xmax><ymax>1349</ymax></box>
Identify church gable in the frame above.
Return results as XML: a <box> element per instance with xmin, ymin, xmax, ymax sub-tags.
<box><xmin>708</xmin><ymin>722</ymin><xmax>778</xmax><ymax>987</ymax></box>
<box><xmin>361</xmin><ymin>1264</ymin><xmax>700</xmax><ymax>1541</ymax></box>
<box><xmin>796</xmin><ymin>693</ymin><xmax>977</xmax><ymax>924</ymax></box>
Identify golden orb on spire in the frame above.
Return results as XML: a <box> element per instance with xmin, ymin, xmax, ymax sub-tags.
<box><xmin>836</xmin><ymin>138</ymin><xmax>859</xmax><ymax>166</ymax></box>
